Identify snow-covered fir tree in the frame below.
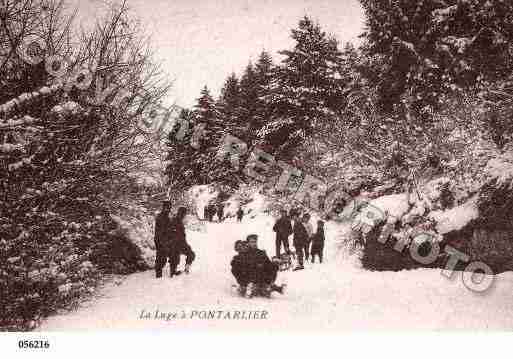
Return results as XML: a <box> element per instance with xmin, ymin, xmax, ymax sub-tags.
<box><xmin>259</xmin><ymin>16</ymin><xmax>346</xmax><ymax>159</ymax></box>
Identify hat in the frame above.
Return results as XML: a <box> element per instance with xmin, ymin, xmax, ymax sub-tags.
<box><xmin>246</xmin><ymin>234</ymin><xmax>258</xmax><ymax>241</ymax></box>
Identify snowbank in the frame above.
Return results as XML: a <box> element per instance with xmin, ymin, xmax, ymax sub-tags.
<box><xmin>189</xmin><ymin>185</ymin><xmax>219</xmax><ymax>218</ymax></box>
<box><xmin>223</xmin><ymin>186</ymin><xmax>269</xmax><ymax>219</ymax></box>
<box><xmin>484</xmin><ymin>156</ymin><xmax>513</xmax><ymax>186</ymax></box>
<box><xmin>429</xmin><ymin>197</ymin><xmax>479</xmax><ymax>235</ymax></box>
<box><xmin>244</xmin><ymin>191</ymin><xmax>267</xmax><ymax>216</ymax></box>
<box><xmin>110</xmin><ymin>213</ymin><xmax>155</xmax><ymax>267</ymax></box>
<box><xmin>424</xmin><ymin>177</ymin><xmax>451</xmax><ymax>201</ymax></box>
<box><xmin>368</xmin><ymin>193</ymin><xmax>410</xmax><ymax>222</ymax></box>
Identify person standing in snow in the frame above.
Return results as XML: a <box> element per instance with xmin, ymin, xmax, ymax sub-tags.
<box><xmin>292</xmin><ymin>213</ymin><xmax>309</xmax><ymax>271</ymax></box>
<box><xmin>273</xmin><ymin>209</ymin><xmax>293</xmax><ymax>257</ymax></box>
<box><xmin>217</xmin><ymin>203</ymin><xmax>224</xmax><ymax>222</ymax></box>
<box><xmin>236</xmin><ymin>207</ymin><xmax>244</xmax><ymax>222</ymax></box>
<box><xmin>207</xmin><ymin>204</ymin><xmax>215</xmax><ymax>222</ymax></box>
<box><xmin>154</xmin><ymin>201</ymin><xmax>174</xmax><ymax>278</ymax></box>
<box><xmin>168</xmin><ymin>206</ymin><xmax>196</xmax><ymax>276</ymax></box>
<box><xmin>302</xmin><ymin>213</ymin><xmax>313</xmax><ymax>261</ymax></box>
<box><xmin>310</xmin><ymin>220</ymin><xmax>326</xmax><ymax>263</ymax></box>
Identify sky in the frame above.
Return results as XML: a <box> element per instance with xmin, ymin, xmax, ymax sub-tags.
<box><xmin>72</xmin><ymin>0</ymin><xmax>365</xmax><ymax>108</ymax></box>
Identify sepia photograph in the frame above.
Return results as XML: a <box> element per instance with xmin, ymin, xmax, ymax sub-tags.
<box><xmin>2</xmin><ymin>0</ymin><xmax>513</xmax><ymax>350</ymax></box>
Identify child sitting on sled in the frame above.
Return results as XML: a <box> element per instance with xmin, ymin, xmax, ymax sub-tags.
<box><xmin>230</xmin><ymin>235</ymin><xmax>285</xmax><ymax>298</ymax></box>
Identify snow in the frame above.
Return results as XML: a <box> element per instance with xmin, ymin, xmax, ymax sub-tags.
<box><xmin>189</xmin><ymin>185</ymin><xmax>218</xmax><ymax>218</ymax></box>
<box><xmin>368</xmin><ymin>193</ymin><xmax>410</xmax><ymax>223</ymax></box>
<box><xmin>0</xmin><ymin>115</ymin><xmax>36</xmax><ymax>129</ymax></box>
<box><xmin>484</xmin><ymin>156</ymin><xmax>513</xmax><ymax>186</ymax></box>
<box><xmin>432</xmin><ymin>5</ymin><xmax>458</xmax><ymax>24</ymax></box>
<box><xmin>219</xmin><ymin>186</ymin><xmax>260</xmax><ymax>219</ymax></box>
<box><xmin>0</xmin><ymin>143</ymin><xmax>24</xmax><ymax>152</ymax></box>
<box><xmin>111</xmin><ymin>214</ymin><xmax>156</xmax><ymax>267</ymax></box>
<box><xmin>38</xmin><ymin>214</ymin><xmax>513</xmax><ymax>330</ymax></box>
<box><xmin>397</xmin><ymin>39</ymin><xmax>417</xmax><ymax>55</ymax></box>
<box><xmin>223</xmin><ymin>199</ymin><xmax>240</xmax><ymax>218</ymax></box>
<box><xmin>8</xmin><ymin>155</ymin><xmax>34</xmax><ymax>171</ymax></box>
<box><xmin>429</xmin><ymin>197</ymin><xmax>479</xmax><ymax>235</ymax></box>
<box><xmin>442</xmin><ymin>36</ymin><xmax>473</xmax><ymax>54</ymax></box>
<box><xmin>425</xmin><ymin>177</ymin><xmax>452</xmax><ymax>202</ymax></box>
<box><xmin>0</xmin><ymin>85</ymin><xmax>60</xmax><ymax>114</ymax></box>
<box><xmin>243</xmin><ymin>191</ymin><xmax>267</xmax><ymax>215</ymax></box>
<box><xmin>51</xmin><ymin>101</ymin><xmax>81</xmax><ymax>115</ymax></box>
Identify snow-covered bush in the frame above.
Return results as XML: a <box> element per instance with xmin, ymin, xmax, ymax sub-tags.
<box><xmin>356</xmin><ymin>148</ymin><xmax>513</xmax><ymax>272</ymax></box>
<box><xmin>0</xmin><ymin>1</ymin><xmax>170</xmax><ymax>330</ymax></box>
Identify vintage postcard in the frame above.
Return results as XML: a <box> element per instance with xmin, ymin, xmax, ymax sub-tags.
<box><xmin>2</xmin><ymin>0</ymin><xmax>513</xmax><ymax>355</ymax></box>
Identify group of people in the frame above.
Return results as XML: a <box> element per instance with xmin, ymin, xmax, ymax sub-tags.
<box><xmin>273</xmin><ymin>209</ymin><xmax>326</xmax><ymax>271</ymax></box>
<box><xmin>229</xmin><ymin>208</ymin><xmax>327</xmax><ymax>297</ymax></box>
<box><xmin>154</xmin><ymin>199</ymin><xmax>325</xmax><ymax>300</ymax></box>
<box><xmin>230</xmin><ymin>234</ymin><xmax>285</xmax><ymax>297</ymax></box>
<box><xmin>204</xmin><ymin>203</ymin><xmax>225</xmax><ymax>222</ymax></box>
<box><xmin>154</xmin><ymin>202</ymin><xmax>196</xmax><ymax>278</ymax></box>
<box><xmin>204</xmin><ymin>203</ymin><xmax>245</xmax><ymax>223</ymax></box>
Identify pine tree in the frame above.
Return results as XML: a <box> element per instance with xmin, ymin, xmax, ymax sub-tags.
<box><xmin>194</xmin><ymin>86</ymin><xmax>227</xmax><ymax>181</ymax></box>
<box><xmin>259</xmin><ymin>16</ymin><xmax>346</xmax><ymax>158</ymax></box>
<box><xmin>195</xmin><ymin>85</ymin><xmax>218</xmax><ymax>124</ymax></box>
<box><xmin>167</xmin><ymin>85</ymin><xmax>246</xmax><ymax>188</ymax></box>
<box><xmin>166</xmin><ymin>108</ymin><xmax>204</xmax><ymax>190</ymax></box>
<box><xmin>217</xmin><ymin>73</ymin><xmax>242</xmax><ymax>133</ymax></box>
<box><xmin>238</xmin><ymin>62</ymin><xmax>259</xmax><ymax>143</ymax></box>
<box><xmin>252</xmin><ymin>51</ymin><xmax>274</xmax><ymax>132</ymax></box>
<box><xmin>360</xmin><ymin>0</ymin><xmax>513</xmax><ymax>113</ymax></box>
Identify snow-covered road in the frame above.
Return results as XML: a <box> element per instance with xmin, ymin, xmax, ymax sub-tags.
<box><xmin>39</xmin><ymin>216</ymin><xmax>513</xmax><ymax>331</ymax></box>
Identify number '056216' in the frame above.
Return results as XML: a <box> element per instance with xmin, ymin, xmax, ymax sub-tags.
<box><xmin>18</xmin><ymin>340</ymin><xmax>50</xmax><ymax>349</ymax></box>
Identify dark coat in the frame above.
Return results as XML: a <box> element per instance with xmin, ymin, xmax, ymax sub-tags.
<box><xmin>217</xmin><ymin>204</ymin><xmax>224</xmax><ymax>217</ymax></box>
<box><xmin>245</xmin><ymin>248</ymin><xmax>275</xmax><ymax>283</ymax></box>
<box><xmin>293</xmin><ymin>221</ymin><xmax>309</xmax><ymax>247</ymax></box>
<box><xmin>231</xmin><ymin>253</ymin><xmax>245</xmax><ymax>272</ymax></box>
<box><xmin>231</xmin><ymin>253</ymin><xmax>248</xmax><ymax>283</ymax></box>
<box><xmin>245</xmin><ymin>248</ymin><xmax>271</xmax><ymax>270</ymax></box>
<box><xmin>154</xmin><ymin>212</ymin><xmax>173</xmax><ymax>250</ymax></box>
<box><xmin>312</xmin><ymin>228</ymin><xmax>325</xmax><ymax>243</ymax></box>
<box><xmin>311</xmin><ymin>228</ymin><xmax>325</xmax><ymax>253</ymax></box>
<box><xmin>169</xmin><ymin>216</ymin><xmax>186</xmax><ymax>242</ymax></box>
<box><xmin>273</xmin><ymin>216</ymin><xmax>293</xmax><ymax>237</ymax></box>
